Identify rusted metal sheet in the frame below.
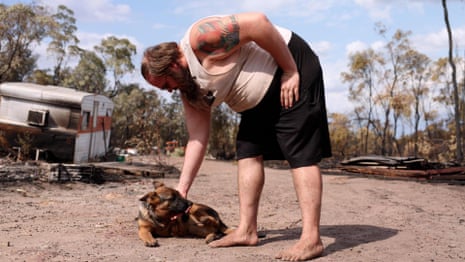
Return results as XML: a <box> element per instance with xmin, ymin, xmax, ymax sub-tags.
<box><xmin>339</xmin><ymin>155</ymin><xmax>427</xmax><ymax>169</ymax></box>
<box><xmin>338</xmin><ymin>165</ymin><xmax>465</xmax><ymax>178</ymax></box>
<box><xmin>338</xmin><ymin>155</ymin><xmax>465</xmax><ymax>182</ymax></box>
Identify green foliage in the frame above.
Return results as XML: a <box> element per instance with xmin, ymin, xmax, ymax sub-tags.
<box><xmin>159</xmin><ymin>91</ymin><xmax>188</xmax><ymax>147</ymax></box>
<box><xmin>25</xmin><ymin>69</ymin><xmax>54</xmax><ymax>85</ymax></box>
<box><xmin>111</xmin><ymin>85</ymin><xmax>169</xmax><ymax>154</ymax></box>
<box><xmin>210</xmin><ymin>104</ymin><xmax>238</xmax><ymax>159</ymax></box>
<box><xmin>47</xmin><ymin>5</ymin><xmax>79</xmax><ymax>85</ymax></box>
<box><xmin>94</xmin><ymin>36</ymin><xmax>137</xmax><ymax>97</ymax></box>
<box><xmin>328</xmin><ymin>113</ymin><xmax>357</xmax><ymax>159</ymax></box>
<box><xmin>0</xmin><ymin>3</ymin><xmax>53</xmax><ymax>82</ymax></box>
<box><xmin>61</xmin><ymin>49</ymin><xmax>107</xmax><ymax>94</ymax></box>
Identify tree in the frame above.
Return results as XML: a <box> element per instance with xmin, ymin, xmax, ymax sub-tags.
<box><xmin>0</xmin><ymin>3</ymin><xmax>52</xmax><ymax>82</ymax></box>
<box><xmin>94</xmin><ymin>36</ymin><xmax>136</xmax><ymax>97</ymax></box>
<box><xmin>403</xmin><ymin>49</ymin><xmax>431</xmax><ymax>156</ymax></box>
<box><xmin>111</xmin><ymin>85</ymin><xmax>168</xmax><ymax>154</ymax></box>
<box><xmin>376</xmin><ymin>27</ymin><xmax>412</xmax><ymax>155</ymax></box>
<box><xmin>160</xmin><ymin>91</ymin><xmax>188</xmax><ymax>148</ymax></box>
<box><xmin>110</xmin><ymin>86</ymin><xmax>143</xmax><ymax>147</ymax></box>
<box><xmin>341</xmin><ymin>48</ymin><xmax>384</xmax><ymax>154</ymax></box>
<box><xmin>128</xmin><ymin>88</ymin><xmax>165</xmax><ymax>154</ymax></box>
<box><xmin>210</xmin><ymin>104</ymin><xmax>238</xmax><ymax>159</ymax></box>
<box><xmin>47</xmin><ymin>4</ymin><xmax>79</xmax><ymax>85</ymax></box>
<box><xmin>442</xmin><ymin>0</ymin><xmax>463</xmax><ymax>163</ymax></box>
<box><xmin>25</xmin><ymin>69</ymin><xmax>53</xmax><ymax>85</ymax></box>
<box><xmin>342</xmin><ymin>24</ymin><xmax>441</xmax><ymax>157</ymax></box>
<box><xmin>62</xmin><ymin>49</ymin><xmax>107</xmax><ymax>94</ymax></box>
<box><xmin>328</xmin><ymin>113</ymin><xmax>357</xmax><ymax>159</ymax></box>
<box><xmin>390</xmin><ymin>94</ymin><xmax>412</xmax><ymax>155</ymax></box>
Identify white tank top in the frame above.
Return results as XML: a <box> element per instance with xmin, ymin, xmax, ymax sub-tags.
<box><xmin>180</xmin><ymin>20</ymin><xmax>292</xmax><ymax>112</ymax></box>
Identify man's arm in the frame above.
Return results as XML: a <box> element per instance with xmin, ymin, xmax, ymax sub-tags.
<box><xmin>176</xmin><ymin>95</ymin><xmax>211</xmax><ymax>198</ymax></box>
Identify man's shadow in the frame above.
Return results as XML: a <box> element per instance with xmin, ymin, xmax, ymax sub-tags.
<box><xmin>259</xmin><ymin>224</ymin><xmax>398</xmax><ymax>255</ymax></box>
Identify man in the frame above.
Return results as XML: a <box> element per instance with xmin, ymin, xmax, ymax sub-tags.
<box><xmin>141</xmin><ymin>12</ymin><xmax>332</xmax><ymax>261</ymax></box>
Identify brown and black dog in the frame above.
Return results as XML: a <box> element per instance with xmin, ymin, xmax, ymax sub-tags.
<box><xmin>137</xmin><ymin>181</ymin><xmax>232</xmax><ymax>247</ymax></box>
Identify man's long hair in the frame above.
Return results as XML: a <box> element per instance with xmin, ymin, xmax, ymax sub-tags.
<box><xmin>142</xmin><ymin>42</ymin><xmax>211</xmax><ymax>111</ymax></box>
<box><xmin>141</xmin><ymin>42</ymin><xmax>179</xmax><ymax>78</ymax></box>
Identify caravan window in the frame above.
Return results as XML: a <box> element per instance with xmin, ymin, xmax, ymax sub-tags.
<box><xmin>69</xmin><ymin>111</ymin><xmax>80</xmax><ymax>129</ymax></box>
<box><xmin>27</xmin><ymin>110</ymin><xmax>48</xmax><ymax>126</ymax></box>
<box><xmin>81</xmin><ymin>111</ymin><xmax>90</xmax><ymax>130</ymax></box>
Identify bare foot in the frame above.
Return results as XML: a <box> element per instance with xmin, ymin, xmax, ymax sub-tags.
<box><xmin>208</xmin><ymin>229</ymin><xmax>259</xmax><ymax>248</ymax></box>
<box><xmin>275</xmin><ymin>239</ymin><xmax>324</xmax><ymax>261</ymax></box>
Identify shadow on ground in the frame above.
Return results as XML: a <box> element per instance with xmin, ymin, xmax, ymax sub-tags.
<box><xmin>260</xmin><ymin>224</ymin><xmax>398</xmax><ymax>255</ymax></box>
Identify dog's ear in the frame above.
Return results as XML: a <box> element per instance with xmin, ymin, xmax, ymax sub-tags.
<box><xmin>139</xmin><ymin>193</ymin><xmax>149</xmax><ymax>202</ymax></box>
<box><xmin>139</xmin><ymin>191</ymin><xmax>155</xmax><ymax>202</ymax></box>
<box><xmin>153</xmin><ymin>181</ymin><xmax>165</xmax><ymax>189</ymax></box>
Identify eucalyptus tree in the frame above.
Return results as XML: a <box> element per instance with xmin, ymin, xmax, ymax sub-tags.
<box><xmin>111</xmin><ymin>85</ymin><xmax>167</xmax><ymax>153</ymax></box>
<box><xmin>94</xmin><ymin>36</ymin><xmax>136</xmax><ymax>97</ymax></box>
<box><xmin>375</xmin><ymin>27</ymin><xmax>413</xmax><ymax>155</ymax></box>
<box><xmin>61</xmin><ymin>49</ymin><xmax>107</xmax><ymax>94</ymax></box>
<box><xmin>442</xmin><ymin>0</ymin><xmax>463</xmax><ymax>163</ymax></box>
<box><xmin>128</xmin><ymin>88</ymin><xmax>165</xmax><ymax>154</ymax></box>
<box><xmin>160</xmin><ymin>91</ymin><xmax>187</xmax><ymax>148</ymax></box>
<box><xmin>0</xmin><ymin>3</ymin><xmax>52</xmax><ymax>82</ymax></box>
<box><xmin>47</xmin><ymin>4</ymin><xmax>79</xmax><ymax>85</ymax></box>
<box><xmin>341</xmin><ymin>48</ymin><xmax>384</xmax><ymax>154</ymax></box>
<box><xmin>328</xmin><ymin>112</ymin><xmax>357</xmax><ymax>159</ymax></box>
<box><xmin>111</xmin><ymin>85</ymin><xmax>143</xmax><ymax>148</ymax></box>
<box><xmin>403</xmin><ymin>49</ymin><xmax>432</xmax><ymax>156</ymax></box>
<box><xmin>210</xmin><ymin>104</ymin><xmax>238</xmax><ymax>159</ymax></box>
<box><xmin>25</xmin><ymin>69</ymin><xmax>54</xmax><ymax>85</ymax></box>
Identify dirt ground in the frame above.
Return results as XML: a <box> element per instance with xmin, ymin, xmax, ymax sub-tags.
<box><xmin>1</xmin><ymin>156</ymin><xmax>465</xmax><ymax>262</ymax></box>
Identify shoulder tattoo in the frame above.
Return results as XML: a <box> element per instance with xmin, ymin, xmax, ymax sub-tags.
<box><xmin>196</xmin><ymin>15</ymin><xmax>240</xmax><ymax>55</ymax></box>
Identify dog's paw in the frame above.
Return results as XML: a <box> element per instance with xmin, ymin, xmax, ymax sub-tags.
<box><xmin>205</xmin><ymin>234</ymin><xmax>215</xmax><ymax>244</ymax></box>
<box><xmin>144</xmin><ymin>239</ymin><xmax>159</xmax><ymax>247</ymax></box>
<box><xmin>205</xmin><ymin>233</ymin><xmax>224</xmax><ymax>244</ymax></box>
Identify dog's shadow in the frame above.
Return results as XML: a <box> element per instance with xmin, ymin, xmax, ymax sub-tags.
<box><xmin>259</xmin><ymin>224</ymin><xmax>398</xmax><ymax>255</ymax></box>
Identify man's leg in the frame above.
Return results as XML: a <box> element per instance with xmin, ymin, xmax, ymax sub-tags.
<box><xmin>276</xmin><ymin>165</ymin><xmax>324</xmax><ymax>261</ymax></box>
<box><xmin>209</xmin><ymin>156</ymin><xmax>264</xmax><ymax>247</ymax></box>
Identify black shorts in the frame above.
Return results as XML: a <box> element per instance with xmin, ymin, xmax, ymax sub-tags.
<box><xmin>236</xmin><ymin>32</ymin><xmax>332</xmax><ymax>168</ymax></box>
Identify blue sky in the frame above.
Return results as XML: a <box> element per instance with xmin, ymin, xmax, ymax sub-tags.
<box><xmin>2</xmin><ymin>0</ymin><xmax>465</xmax><ymax>114</ymax></box>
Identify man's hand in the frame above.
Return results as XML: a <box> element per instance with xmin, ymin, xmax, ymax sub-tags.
<box><xmin>281</xmin><ymin>71</ymin><xmax>300</xmax><ymax>109</ymax></box>
<box><xmin>176</xmin><ymin>184</ymin><xmax>188</xmax><ymax>198</ymax></box>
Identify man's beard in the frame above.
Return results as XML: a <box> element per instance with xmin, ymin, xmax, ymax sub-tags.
<box><xmin>169</xmin><ymin>67</ymin><xmax>197</xmax><ymax>96</ymax></box>
<box><xmin>169</xmin><ymin>67</ymin><xmax>212</xmax><ymax>111</ymax></box>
